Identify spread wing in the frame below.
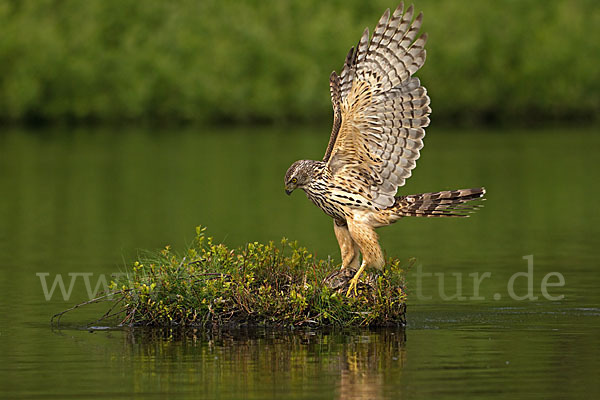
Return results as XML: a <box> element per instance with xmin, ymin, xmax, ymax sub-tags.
<box><xmin>323</xmin><ymin>3</ymin><xmax>431</xmax><ymax>209</ymax></box>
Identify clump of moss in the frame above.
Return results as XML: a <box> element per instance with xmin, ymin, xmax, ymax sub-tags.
<box><xmin>108</xmin><ymin>227</ymin><xmax>407</xmax><ymax>327</ymax></box>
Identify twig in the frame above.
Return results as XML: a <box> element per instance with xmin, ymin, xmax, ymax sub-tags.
<box><xmin>175</xmin><ymin>256</ymin><xmax>186</xmax><ymax>278</ymax></box>
<box><xmin>92</xmin><ymin>308</ymin><xmax>128</xmax><ymax>325</ymax></box>
<box><xmin>87</xmin><ymin>293</ymin><xmax>127</xmax><ymax>326</ymax></box>
<box><xmin>51</xmin><ymin>290</ymin><xmax>129</xmax><ymax>327</ymax></box>
<box><xmin>119</xmin><ymin>306</ymin><xmax>137</xmax><ymax>327</ymax></box>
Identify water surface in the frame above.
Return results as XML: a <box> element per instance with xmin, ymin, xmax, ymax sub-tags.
<box><xmin>0</xmin><ymin>126</ymin><xmax>598</xmax><ymax>399</ymax></box>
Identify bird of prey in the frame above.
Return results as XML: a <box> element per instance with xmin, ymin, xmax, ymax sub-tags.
<box><xmin>284</xmin><ymin>3</ymin><xmax>485</xmax><ymax>296</ymax></box>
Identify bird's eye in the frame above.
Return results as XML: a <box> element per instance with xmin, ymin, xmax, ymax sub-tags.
<box><xmin>291</xmin><ymin>178</ymin><xmax>298</xmax><ymax>184</ymax></box>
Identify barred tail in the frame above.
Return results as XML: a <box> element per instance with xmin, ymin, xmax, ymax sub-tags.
<box><xmin>394</xmin><ymin>187</ymin><xmax>486</xmax><ymax>218</ymax></box>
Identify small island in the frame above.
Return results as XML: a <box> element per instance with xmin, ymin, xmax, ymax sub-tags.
<box><xmin>55</xmin><ymin>227</ymin><xmax>408</xmax><ymax>328</ymax></box>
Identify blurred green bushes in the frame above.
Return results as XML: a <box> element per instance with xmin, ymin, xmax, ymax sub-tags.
<box><xmin>0</xmin><ymin>0</ymin><xmax>598</xmax><ymax>125</ymax></box>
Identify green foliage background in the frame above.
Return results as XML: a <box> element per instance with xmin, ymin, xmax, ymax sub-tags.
<box><xmin>0</xmin><ymin>0</ymin><xmax>598</xmax><ymax>124</ymax></box>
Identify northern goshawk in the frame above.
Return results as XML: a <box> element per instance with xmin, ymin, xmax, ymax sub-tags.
<box><xmin>284</xmin><ymin>3</ymin><xmax>485</xmax><ymax>296</ymax></box>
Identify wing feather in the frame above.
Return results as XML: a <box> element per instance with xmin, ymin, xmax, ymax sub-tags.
<box><xmin>323</xmin><ymin>72</ymin><xmax>342</xmax><ymax>162</ymax></box>
<box><xmin>325</xmin><ymin>4</ymin><xmax>430</xmax><ymax>208</ymax></box>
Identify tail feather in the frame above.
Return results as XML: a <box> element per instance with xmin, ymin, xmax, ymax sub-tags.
<box><xmin>394</xmin><ymin>187</ymin><xmax>486</xmax><ymax>218</ymax></box>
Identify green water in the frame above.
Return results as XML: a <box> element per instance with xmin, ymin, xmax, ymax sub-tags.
<box><xmin>0</xmin><ymin>126</ymin><xmax>598</xmax><ymax>399</ymax></box>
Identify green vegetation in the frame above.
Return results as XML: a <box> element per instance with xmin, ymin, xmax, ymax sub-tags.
<box><xmin>72</xmin><ymin>227</ymin><xmax>407</xmax><ymax>327</ymax></box>
<box><xmin>1</xmin><ymin>0</ymin><xmax>598</xmax><ymax>125</ymax></box>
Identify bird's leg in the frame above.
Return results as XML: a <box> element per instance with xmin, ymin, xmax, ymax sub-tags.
<box><xmin>333</xmin><ymin>220</ymin><xmax>360</xmax><ymax>270</ymax></box>
<box><xmin>345</xmin><ymin>219</ymin><xmax>384</xmax><ymax>297</ymax></box>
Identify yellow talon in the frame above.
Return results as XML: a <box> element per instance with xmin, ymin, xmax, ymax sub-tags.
<box><xmin>345</xmin><ymin>263</ymin><xmax>366</xmax><ymax>297</ymax></box>
<box><xmin>346</xmin><ymin>277</ymin><xmax>359</xmax><ymax>296</ymax></box>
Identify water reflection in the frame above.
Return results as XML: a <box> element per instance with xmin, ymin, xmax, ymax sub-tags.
<box><xmin>122</xmin><ymin>327</ymin><xmax>406</xmax><ymax>399</ymax></box>
<box><xmin>335</xmin><ymin>330</ymin><xmax>406</xmax><ymax>400</ymax></box>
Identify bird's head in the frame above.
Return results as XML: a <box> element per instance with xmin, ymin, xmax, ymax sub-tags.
<box><xmin>284</xmin><ymin>160</ymin><xmax>315</xmax><ymax>195</ymax></box>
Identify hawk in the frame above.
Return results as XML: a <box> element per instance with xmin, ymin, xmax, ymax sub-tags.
<box><xmin>284</xmin><ymin>3</ymin><xmax>485</xmax><ymax>296</ymax></box>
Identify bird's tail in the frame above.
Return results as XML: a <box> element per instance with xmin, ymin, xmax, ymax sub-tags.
<box><xmin>392</xmin><ymin>187</ymin><xmax>486</xmax><ymax>218</ymax></box>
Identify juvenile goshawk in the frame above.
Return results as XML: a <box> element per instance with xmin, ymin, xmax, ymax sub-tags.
<box><xmin>284</xmin><ymin>3</ymin><xmax>485</xmax><ymax>296</ymax></box>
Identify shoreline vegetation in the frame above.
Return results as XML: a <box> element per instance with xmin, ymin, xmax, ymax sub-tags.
<box><xmin>53</xmin><ymin>227</ymin><xmax>408</xmax><ymax>328</ymax></box>
<box><xmin>2</xmin><ymin>0</ymin><xmax>597</xmax><ymax>126</ymax></box>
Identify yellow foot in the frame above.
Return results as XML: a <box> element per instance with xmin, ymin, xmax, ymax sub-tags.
<box><xmin>346</xmin><ymin>276</ymin><xmax>360</xmax><ymax>297</ymax></box>
<box><xmin>345</xmin><ymin>263</ymin><xmax>367</xmax><ymax>297</ymax></box>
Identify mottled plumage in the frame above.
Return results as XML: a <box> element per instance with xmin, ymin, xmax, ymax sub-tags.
<box><xmin>284</xmin><ymin>3</ymin><xmax>486</xmax><ymax>296</ymax></box>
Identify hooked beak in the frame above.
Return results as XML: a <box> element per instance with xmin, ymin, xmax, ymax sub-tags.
<box><xmin>285</xmin><ymin>188</ymin><xmax>293</xmax><ymax>195</ymax></box>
